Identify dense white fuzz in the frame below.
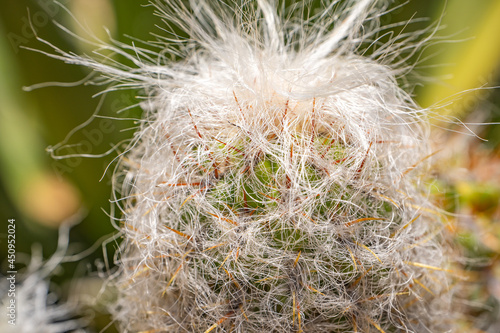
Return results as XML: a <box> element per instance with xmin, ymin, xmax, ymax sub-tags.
<box><xmin>35</xmin><ymin>0</ymin><xmax>457</xmax><ymax>332</ymax></box>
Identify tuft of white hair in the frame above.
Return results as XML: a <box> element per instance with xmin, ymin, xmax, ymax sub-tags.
<box><xmin>32</xmin><ymin>0</ymin><xmax>460</xmax><ymax>332</ymax></box>
<box><xmin>0</xmin><ymin>224</ymin><xmax>85</xmax><ymax>333</ymax></box>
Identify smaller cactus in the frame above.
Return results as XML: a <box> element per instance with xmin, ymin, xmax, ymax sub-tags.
<box><xmin>0</xmin><ymin>224</ymin><xmax>84</xmax><ymax>333</ymax></box>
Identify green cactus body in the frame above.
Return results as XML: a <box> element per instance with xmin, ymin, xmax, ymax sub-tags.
<box><xmin>114</xmin><ymin>90</ymin><xmax>453</xmax><ymax>332</ymax></box>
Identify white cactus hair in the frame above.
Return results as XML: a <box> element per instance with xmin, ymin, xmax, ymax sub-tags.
<box><xmin>32</xmin><ymin>0</ymin><xmax>459</xmax><ymax>332</ymax></box>
<box><xmin>0</xmin><ymin>223</ymin><xmax>84</xmax><ymax>333</ymax></box>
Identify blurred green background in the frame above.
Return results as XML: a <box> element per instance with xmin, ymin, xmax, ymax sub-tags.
<box><xmin>0</xmin><ymin>0</ymin><xmax>499</xmax><ymax>331</ymax></box>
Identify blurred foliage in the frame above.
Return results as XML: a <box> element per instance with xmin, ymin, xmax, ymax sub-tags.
<box><xmin>0</xmin><ymin>0</ymin><xmax>499</xmax><ymax>332</ymax></box>
<box><xmin>418</xmin><ymin>0</ymin><xmax>500</xmax><ymax>119</ymax></box>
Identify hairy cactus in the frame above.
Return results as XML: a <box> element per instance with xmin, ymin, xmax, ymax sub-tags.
<box><xmin>36</xmin><ymin>0</ymin><xmax>458</xmax><ymax>331</ymax></box>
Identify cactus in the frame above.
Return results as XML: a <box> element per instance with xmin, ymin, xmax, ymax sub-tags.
<box><xmin>36</xmin><ymin>0</ymin><xmax>458</xmax><ymax>331</ymax></box>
